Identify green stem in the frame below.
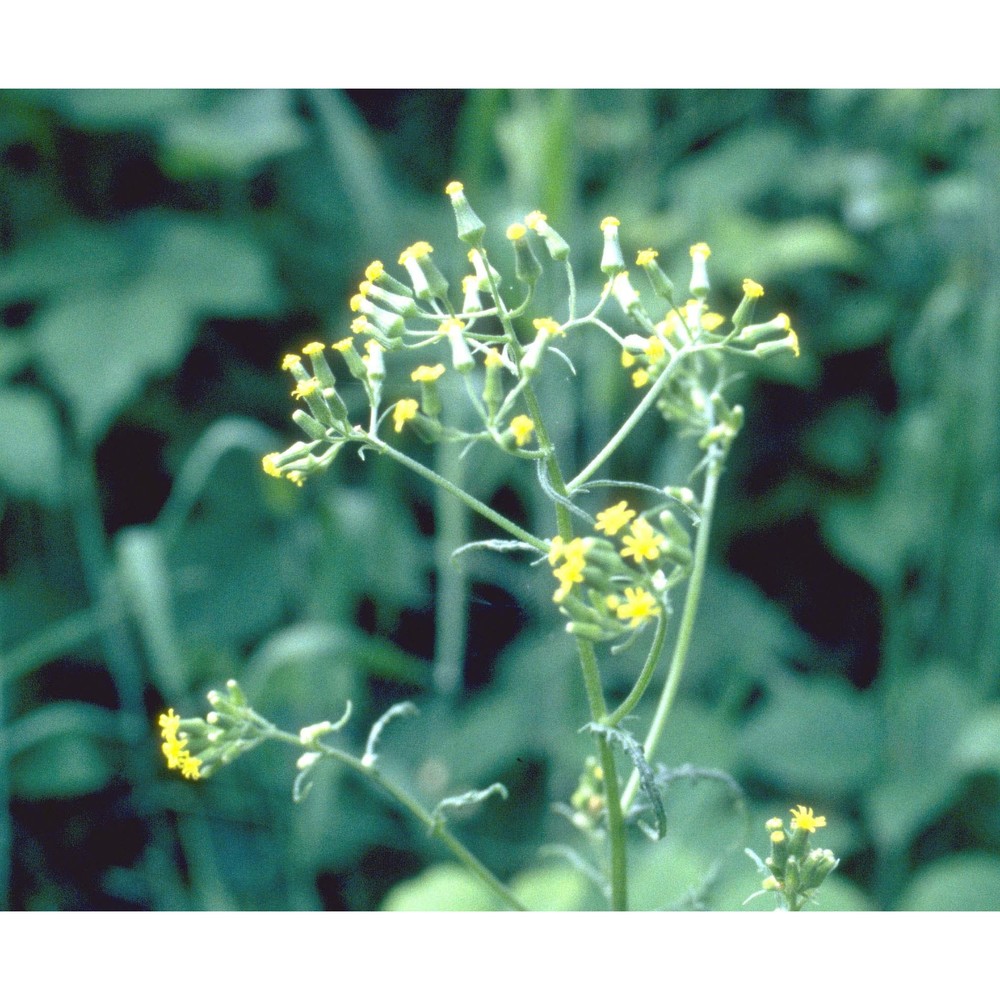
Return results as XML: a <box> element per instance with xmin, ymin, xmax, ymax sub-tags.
<box><xmin>272</xmin><ymin>729</ymin><xmax>526</xmax><ymax>910</ymax></box>
<box><xmin>621</xmin><ymin>451</ymin><xmax>723</xmax><ymax>813</ymax></box>
<box><xmin>567</xmin><ymin>346</ymin><xmax>695</xmax><ymax>493</ymax></box>
<box><xmin>603</xmin><ymin>610</ymin><xmax>669</xmax><ymax>729</ymax></box>
<box><xmin>371</xmin><ymin>437</ymin><xmax>547</xmax><ymax>553</ymax></box>
<box><xmin>432</xmin><ymin>441</ymin><xmax>469</xmax><ymax>697</ymax></box>
<box><xmin>476</xmin><ymin>250</ymin><xmax>628</xmax><ymax>910</ymax></box>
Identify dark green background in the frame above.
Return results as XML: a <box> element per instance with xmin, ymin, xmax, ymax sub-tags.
<box><xmin>2</xmin><ymin>89</ymin><xmax>999</xmax><ymax>910</ymax></box>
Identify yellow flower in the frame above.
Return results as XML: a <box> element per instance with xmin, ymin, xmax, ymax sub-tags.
<box><xmin>301</xmin><ymin>341</ymin><xmax>325</xmax><ymax>355</ymax></box>
<box><xmin>525</xmin><ymin>210</ymin><xmax>547</xmax><ymax>229</ymax></box>
<box><xmin>644</xmin><ymin>337</ymin><xmax>666</xmax><ymax>362</ymax></box>
<box><xmin>600</xmin><ymin>216</ymin><xmax>620</xmax><ymax>231</ymax></box>
<box><xmin>620</xmin><ymin>518</ymin><xmax>665</xmax><ymax>564</ymax></box>
<box><xmin>281</xmin><ymin>353</ymin><xmax>301</xmax><ymax>371</ymax></box>
<box><xmin>411</xmin><ymin>364</ymin><xmax>446</xmax><ymax>383</ymax></box>
<box><xmin>509</xmin><ymin>415</ymin><xmax>535</xmax><ymax>447</ymax></box>
<box><xmin>331</xmin><ymin>337</ymin><xmax>354</xmax><ymax>352</ymax></box>
<box><xmin>393</xmin><ymin>398</ymin><xmax>419</xmax><ymax>433</ymax></box>
<box><xmin>365</xmin><ymin>260</ymin><xmax>384</xmax><ymax>281</ymax></box>
<box><xmin>533</xmin><ymin>317</ymin><xmax>563</xmax><ymax>337</ymax></box>
<box><xmin>506</xmin><ymin>222</ymin><xmax>527</xmax><ymax>240</ymax></box>
<box><xmin>291</xmin><ymin>378</ymin><xmax>319</xmax><ymax>399</ymax></box>
<box><xmin>445</xmin><ymin>180</ymin><xmax>464</xmax><ymax>195</ymax></box>
<box><xmin>636</xmin><ymin>248</ymin><xmax>658</xmax><ymax>266</ymax></box>
<box><xmin>180</xmin><ymin>754</ymin><xmax>203</xmax><ymax>781</ymax></box>
<box><xmin>631</xmin><ymin>369</ymin><xmax>650</xmax><ymax>389</ymax></box>
<box><xmin>742</xmin><ymin>278</ymin><xmax>764</xmax><ymax>298</ymax></box>
<box><xmin>789</xmin><ymin>329</ymin><xmax>801</xmax><ymax>358</ymax></box>
<box><xmin>790</xmin><ymin>805</ymin><xmax>826</xmax><ymax>833</ymax></box>
<box><xmin>689</xmin><ymin>242</ymin><xmax>711</xmax><ymax>259</ymax></box>
<box><xmin>484</xmin><ymin>348</ymin><xmax>504</xmax><ymax>368</ymax></box>
<box><xmin>158</xmin><ymin>708</ymin><xmax>181</xmax><ymax>740</ymax></box>
<box><xmin>614</xmin><ymin>586</ymin><xmax>660</xmax><ymax>627</ymax></box>
<box><xmin>595</xmin><ymin>501</ymin><xmax>636</xmax><ymax>536</ymax></box>
<box><xmin>262</xmin><ymin>453</ymin><xmax>283</xmax><ymax>479</ymax></box>
<box><xmin>398</xmin><ymin>241</ymin><xmax>433</xmax><ymax>264</ymax></box>
<box><xmin>620</xmin><ymin>349</ymin><xmax>637</xmax><ymax>370</ymax></box>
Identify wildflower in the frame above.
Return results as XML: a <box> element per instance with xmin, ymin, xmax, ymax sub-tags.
<box><xmin>483</xmin><ymin>347</ymin><xmax>505</xmax><ymax>368</ymax></box>
<box><xmin>158</xmin><ymin>708</ymin><xmax>181</xmax><ymax>740</ymax></box>
<box><xmin>281</xmin><ymin>353</ymin><xmax>302</xmax><ymax>371</ymax></box>
<box><xmin>393</xmin><ymin>398</ymin><xmax>419</xmax><ymax>433</ymax></box>
<box><xmin>790</xmin><ymin>805</ymin><xmax>826</xmax><ymax>833</ymax></box>
<box><xmin>533</xmin><ymin>317</ymin><xmax>564</xmax><ymax>337</ymax></box>
<box><xmin>600</xmin><ymin>216</ymin><xmax>625</xmax><ymax>275</ymax></box>
<box><xmin>549</xmin><ymin>537</ymin><xmax>591</xmax><ymax>602</ymax></box>
<box><xmin>291</xmin><ymin>378</ymin><xmax>320</xmax><ymax>399</ymax></box>
<box><xmin>742</xmin><ymin>278</ymin><xmax>764</xmax><ymax>298</ymax></box>
<box><xmin>636</xmin><ymin>248</ymin><xmax>658</xmax><ymax>267</ymax></box>
<box><xmin>620</xmin><ymin>518</ymin><xmax>665</xmax><ymax>564</ymax></box>
<box><xmin>365</xmin><ymin>261</ymin><xmax>384</xmax><ymax>281</ymax></box>
<box><xmin>524</xmin><ymin>209</ymin><xmax>570</xmax><ymax>261</ymax></box>
<box><xmin>445</xmin><ymin>180</ymin><xmax>486</xmax><ymax>244</ymax></box>
<box><xmin>689</xmin><ymin>242</ymin><xmax>711</xmax><ymax>298</ymax></box>
<box><xmin>614</xmin><ymin>586</ymin><xmax>660</xmax><ymax>627</ymax></box>
<box><xmin>632</xmin><ymin>369</ymin><xmax>650</xmax><ymax>389</ymax></box>
<box><xmin>509</xmin><ymin>415</ymin><xmax>535</xmax><ymax>447</ymax></box>
<box><xmin>262</xmin><ymin>453</ymin><xmax>283</xmax><ymax>479</ymax></box>
<box><xmin>301</xmin><ymin>341</ymin><xmax>326</xmax><ymax>356</ymax></box>
<box><xmin>158</xmin><ymin>708</ymin><xmax>202</xmax><ymax>781</ymax></box>
<box><xmin>595</xmin><ymin>501</ymin><xmax>636</xmax><ymax>537</ymax></box>
<box><xmin>331</xmin><ymin>337</ymin><xmax>354</xmax><ymax>352</ymax></box>
<box><xmin>508</xmin><ymin>223</ymin><xmax>542</xmax><ymax>285</ymax></box>
<box><xmin>398</xmin><ymin>241</ymin><xmax>433</xmax><ymax>265</ymax></box>
<box><xmin>411</xmin><ymin>364</ymin><xmax>446</xmax><ymax>383</ymax></box>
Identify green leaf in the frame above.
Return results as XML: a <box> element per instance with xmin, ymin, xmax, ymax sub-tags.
<box><xmin>509</xmin><ymin>866</ymin><xmax>595</xmax><ymax>911</ymax></box>
<box><xmin>865</xmin><ymin>663</ymin><xmax>975</xmax><ymax>852</ymax></box>
<box><xmin>740</xmin><ymin>674</ymin><xmax>881</xmax><ymax>797</ymax></box>
<box><xmin>0</xmin><ymin>387</ymin><xmax>64</xmax><ymax>504</ymax></box>
<box><xmin>38</xmin><ymin>89</ymin><xmax>194</xmax><ymax>130</ymax></box>
<box><xmin>33</xmin><ymin>279</ymin><xmax>192</xmax><ymax>443</ymax></box>
<box><xmin>159</xmin><ymin>90</ymin><xmax>308</xmax><ymax>179</ymax></box>
<box><xmin>380</xmin><ymin>863</ymin><xmax>501</xmax><ymax>912</ymax></box>
<box><xmin>6</xmin><ymin>702</ymin><xmax>123</xmax><ymax>799</ymax></box>
<box><xmin>898</xmin><ymin>853</ymin><xmax>1000</xmax><ymax>911</ymax></box>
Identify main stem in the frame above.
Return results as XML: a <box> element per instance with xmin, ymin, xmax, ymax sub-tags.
<box><xmin>479</xmin><ymin>256</ymin><xmax>629</xmax><ymax>910</ymax></box>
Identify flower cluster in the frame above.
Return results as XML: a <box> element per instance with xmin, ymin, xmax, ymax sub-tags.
<box><xmin>158</xmin><ymin>708</ymin><xmax>202</xmax><ymax>781</ymax></box>
<box><xmin>157</xmin><ymin>680</ymin><xmax>271</xmax><ymax>782</ymax></box>
<box><xmin>751</xmin><ymin>805</ymin><xmax>839</xmax><ymax>910</ymax></box>
<box><xmin>546</xmin><ymin>498</ymin><xmax>696</xmax><ymax>642</ymax></box>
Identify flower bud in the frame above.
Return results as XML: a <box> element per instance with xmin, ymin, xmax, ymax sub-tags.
<box><xmin>364</xmin><ymin>340</ymin><xmax>385</xmax><ymax>382</ymax></box>
<box><xmin>331</xmin><ymin>337</ymin><xmax>367</xmax><ymax>381</ymax></box>
<box><xmin>525</xmin><ymin>210</ymin><xmax>570</xmax><ymax>260</ymax></box>
<box><xmin>302</xmin><ymin>341</ymin><xmax>337</xmax><ymax>390</ymax></box>
<box><xmin>731</xmin><ymin>278</ymin><xmax>764</xmax><ymax>333</ymax></box>
<box><xmin>636</xmin><ymin>248</ymin><xmax>676</xmax><ymax>302</ymax></box>
<box><xmin>365</xmin><ymin>260</ymin><xmax>413</xmax><ymax>298</ymax></box>
<box><xmin>689</xmin><ymin>242</ymin><xmax>711</xmax><ymax>298</ymax></box>
<box><xmin>411</xmin><ymin>363</ymin><xmax>446</xmax><ymax>419</ymax></box>
<box><xmin>292</xmin><ymin>408</ymin><xmax>329</xmax><ymax>440</ymax></box>
<box><xmin>600</xmin><ymin>217</ymin><xmax>625</xmax><ymax>276</ymax></box>
<box><xmin>462</xmin><ymin>274</ymin><xmax>483</xmax><ymax>313</ymax></box>
<box><xmin>467</xmin><ymin>249</ymin><xmax>503</xmax><ymax>294</ymax></box>
<box><xmin>399</xmin><ymin>241</ymin><xmax>449</xmax><ymax>302</ymax></box>
<box><xmin>507</xmin><ymin>223</ymin><xmax>542</xmax><ymax>286</ymax></box>
<box><xmin>441</xmin><ymin>318</ymin><xmax>474</xmax><ymax>373</ymax></box>
<box><xmin>445</xmin><ymin>180</ymin><xmax>487</xmax><ymax>245</ymax></box>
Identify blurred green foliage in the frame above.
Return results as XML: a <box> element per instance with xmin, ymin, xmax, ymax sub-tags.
<box><xmin>2</xmin><ymin>89</ymin><xmax>1000</xmax><ymax>910</ymax></box>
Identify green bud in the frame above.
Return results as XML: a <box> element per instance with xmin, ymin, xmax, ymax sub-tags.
<box><xmin>364</xmin><ymin>282</ymin><xmax>419</xmax><ymax>318</ymax></box>
<box><xmin>445</xmin><ymin>181</ymin><xmax>487</xmax><ymax>245</ymax></box>
<box><xmin>332</xmin><ymin>339</ymin><xmax>367</xmax><ymax>381</ymax></box>
<box><xmin>443</xmin><ymin>320</ymin><xmax>475</xmax><ymax>373</ymax></box>
<box><xmin>507</xmin><ymin>223</ymin><xmax>542</xmax><ymax>286</ymax></box>
<box><xmin>467</xmin><ymin>248</ymin><xmax>503</xmax><ymax>294</ymax></box>
<box><xmin>292</xmin><ymin>408</ymin><xmax>329</xmax><ymax>440</ymax></box>
<box><xmin>525</xmin><ymin>211</ymin><xmax>570</xmax><ymax>261</ymax></box>
<box><xmin>688</xmin><ymin>243</ymin><xmax>711</xmax><ymax>298</ymax></box>
<box><xmin>636</xmin><ymin>250</ymin><xmax>676</xmax><ymax>303</ymax></box>
<box><xmin>599</xmin><ymin>217</ymin><xmax>625</xmax><ymax>276</ymax></box>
